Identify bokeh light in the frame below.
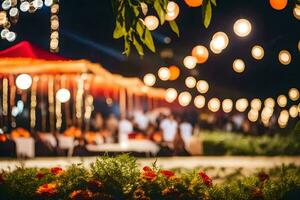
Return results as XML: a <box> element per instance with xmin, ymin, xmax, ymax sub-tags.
<box><xmin>183</xmin><ymin>56</ymin><xmax>197</xmax><ymax>69</ymax></box>
<box><xmin>56</xmin><ymin>88</ymin><xmax>71</xmax><ymax>103</ymax></box>
<box><xmin>158</xmin><ymin>67</ymin><xmax>170</xmax><ymax>81</ymax></box>
<box><xmin>208</xmin><ymin>98</ymin><xmax>221</xmax><ymax>112</ymax></box>
<box><xmin>194</xmin><ymin>95</ymin><xmax>205</xmax><ymax>109</ymax></box>
<box><xmin>185</xmin><ymin>76</ymin><xmax>197</xmax><ymax>88</ymax></box>
<box><xmin>233</xmin><ymin>19</ymin><xmax>252</xmax><ymax>37</ymax></box>
<box><xmin>251</xmin><ymin>98</ymin><xmax>262</xmax><ymax>111</ymax></box>
<box><xmin>289</xmin><ymin>88</ymin><xmax>299</xmax><ymax>101</ymax></box>
<box><xmin>165</xmin><ymin>88</ymin><xmax>178</xmax><ymax>103</ymax></box>
<box><xmin>191</xmin><ymin>45</ymin><xmax>209</xmax><ymax>64</ymax></box>
<box><xmin>144</xmin><ymin>15</ymin><xmax>159</xmax><ymax>31</ymax></box>
<box><xmin>196</xmin><ymin>80</ymin><xmax>209</xmax><ymax>94</ymax></box>
<box><xmin>143</xmin><ymin>73</ymin><xmax>156</xmax><ymax>86</ymax></box>
<box><xmin>222</xmin><ymin>99</ymin><xmax>233</xmax><ymax>113</ymax></box>
<box><xmin>277</xmin><ymin>95</ymin><xmax>287</xmax><ymax>108</ymax></box>
<box><xmin>278</xmin><ymin>50</ymin><xmax>292</xmax><ymax>65</ymax></box>
<box><xmin>235</xmin><ymin>98</ymin><xmax>249</xmax><ymax>112</ymax></box>
<box><xmin>251</xmin><ymin>45</ymin><xmax>264</xmax><ymax>60</ymax></box>
<box><xmin>165</xmin><ymin>1</ymin><xmax>180</xmax><ymax>21</ymax></box>
<box><xmin>178</xmin><ymin>91</ymin><xmax>192</xmax><ymax>107</ymax></box>
<box><xmin>233</xmin><ymin>59</ymin><xmax>245</xmax><ymax>73</ymax></box>
<box><xmin>15</xmin><ymin>74</ymin><xmax>32</xmax><ymax>90</ymax></box>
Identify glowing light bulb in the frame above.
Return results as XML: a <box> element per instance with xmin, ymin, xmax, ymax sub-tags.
<box><xmin>16</xmin><ymin>74</ymin><xmax>32</xmax><ymax>90</ymax></box>
<box><xmin>183</xmin><ymin>56</ymin><xmax>197</xmax><ymax>69</ymax></box>
<box><xmin>194</xmin><ymin>95</ymin><xmax>205</xmax><ymax>108</ymax></box>
<box><xmin>165</xmin><ymin>88</ymin><xmax>178</xmax><ymax>103</ymax></box>
<box><xmin>251</xmin><ymin>45</ymin><xmax>264</xmax><ymax>60</ymax></box>
<box><xmin>277</xmin><ymin>95</ymin><xmax>287</xmax><ymax>108</ymax></box>
<box><xmin>191</xmin><ymin>45</ymin><xmax>209</xmax><ymax>64</ymax></box>
<box><xmin>208</xmin><ymin>98</ymin><xmax>221</xmax><ymax>112</ymax></box>
<box><xmin>158</xmin><ymin>67</ymin><xmax>170</xmax><ymax>81</ymax></box>
<box><xmin>233</xmin><ymin>59</ymin><xmax>245</xmax><ymax>73</ymax></box>
<box><xmin>143</xmin><ymin>73</ymin><xmax>156</xmax><ymax>86</ymax></box>
<box><xmin>294</xmin><ymin>4</ymin><xmax>300</xmax><ymax>20</ymax></box>
<box><xmin>278</xmin><ymin>50</ymin><xmax>291</xmax><ymax>65</ymax></box>
<box><xmin>165</xmin><ymin>1</ymin><xmax>180</xmax><ymax>21</ymax></box>
<box><xmin>185</xmin><ymin>76</ymin><xmax>196</xmax><ymax>88</ymax></box>
<box><xmin>264</xmin><ymin>98</ymin><xmax>275</xmax><ymax>108</ymax></box>
<box><xmin>251</xmin><ymin>98</ymin><xmax>262</xmax><ymax>111</ymax></box>
<box><xmin>56</xmin><ymin>88</ymin><xmax>71</xmax><ymax>103</ymax></box>
<box><xmin>178</xmin><ymin>91</ymin><xmax>192</xmax><ymax>107</ymax></box>
<box><xmin>196</xmin><ymin>80</ymin><xmax>209</xmax><ymax>94</ymax></box>
<box><xmin>233</xmin><ymin>19</ymin><xmax>252</xmax><ymax>37</ymax></box>
<box><xmin>222</xmin><ymin>99</ymin><xmax>233</xmax><ymax>113</ymax></box>
<box><xmin>289</xmin><ymin>88</ymin><xmax>299</xmax><ymax>101</ymax></box>
<box><xmin>211</xmin><ymin>32</ymin><xmax>229</xmax><ymax>52</ymax></box>
<box><xmin>248</xmin><ymin>109</ymin><xmax>259</xmax><ymax>122</ymax></box>
<box><xmin>144</xmin><ymin>15</ymin><xmax>159</xmax><ymax>31</ymax></box>
<box><xmin>289</xmin><ymin>105</ymin><xmax>298</xmax><ymax>118</ymax></box>
<box><xmin>235</xmin><ymin>98</ymin><xmax>249</xmax><ymax>112</ymax></box>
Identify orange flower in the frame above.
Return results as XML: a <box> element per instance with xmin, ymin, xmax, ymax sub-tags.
<box><xmin>36</xmin><ymin>183</ymin><xmax>57</xmax><ymax>196</ymax></box>
<box><xmin>160</xmin><ymin>170</ymin><xmax>175</xmax><ymax>178</ymax></box>
<box><xmin>198</xmin><ymin>171</ymin><xmax>212</xmax><ymax>187</ymax></box>
<box><xmin>50</xmin><ymin>167</ymin><xmax>64</xmax><ymax>175</ymax></box>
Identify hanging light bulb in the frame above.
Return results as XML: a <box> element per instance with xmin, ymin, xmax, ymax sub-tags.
<box><xmin>232</xmin><ymin>59</ymin><xmax>245</xmax><ymax>73</ymax></box>
<box><xmin>144</xmin><ymin>15</ymin><xmax>159</xmax><ymax>31</ymax></box>
<box><xmin>9</xmin><ymin>7</ymin><xmax>19</xmax><ymax>17</ymax></box>
<box><xmin>208</xmin><ymin>98</ymin><xmax>221</xmax><ymax>112</ymax></box>
<box><xmin>2</xmin><ymin>0</ymin><xmax>12</xmax><ymax>10</ymax></box>
<box><xmin>143</xmin><ymin>73</ymin><xmax>156</xmax><ymax>86</ymax></box>
<box><xmin>210</xmin><ymin>32</ymin><xmax>229</xmax><ymax>52</ymax></box>
<box><xmin>196</xmin><ymin>80</ymin><xmax>209</xmax><ymax>94</ymax></box>
<box><xmin>289</xmin><ymin>88</ymin><xmax>299</xmax><ymax>101</ymax></box>
<box><xmin>235</xmin><ymin>98</ymin><xmax>249</xmax><ymax>112</ymax></box>
<box><xmin>277</xmin><ymin>95</ymin><xmax>287</xmax><ymax>108</ymax></box>
<box><xmin>264</xmin><ymin>98</ymin><xmax>275</xmax><ymax>108</ymax></box>
<box><xmin>20</xmin><ymin>1</ymin><xmax>30</xmax><ymax>12</ymax></box>
<box><xmin>278</xmin><ymin>50</ymin><xmax>292</xmax><ymax>65</ymax></box>
<box><xmin>278</xmin><ymin>110</ymin><xmax>289</xmax><ymax>128</ymax></box>
<box><xmin>194</xmin><ymin>95</ymin><xmax>205</xmax><ymax>108</ymax></box>
<box><xmin>168</xmin><ymin>65</ymin><xmax>180</xmax><ymax>80</ymax></box>
<box><xmin>45</xmin><ymin>0</ymin><xmax>54</xmax><ymax>7</ymax></box>
<box><xmin>222</xmin><ymin>99</ymin><xmax>233</xmax><ymax>113</ymax></box>
<box><xmin>251</xmin><ymin>45</ymin><xmax>264</xmax><ymax>60</ymax></box>
<box><xmin>178</xmin><ymin>91</ymin><xmax>192</xmax><ymax>107</ymax></box>
<box><xmin>248</xmin><ymin>109</ymin><xmax>259</xmax><ymax>122</ymax></box>
<box><xmin>289</xmin><ymin>105</ymin><xmax>298</xmax><ymax>118</ymax></box>
<box><xmin>251</xmin><ymin>98</ymin><xmax>262</xmax><ymax>111</ymax></box>
<box><xmin>185</xmin><ymin>76</ymin><xmax>196</xmax><ymax>88</ymax></box>
<box><xmin>209</xmin><ymin>40</ymin><xmax>223</xmax><ymax>54</ymax></box>
<box><xmin>183</xmin><ymin>56</ymin><xmax>197</xmax><ymax>69</ymax></box>
<box><xmin>191</xmin><ymin>45</ymin><xmax>209</xmax><ymax>64</ymax></box>
<box><xmin>294</xmin><ymin>4</ymin><xmax>300</xmax><ymax>20</ymax></box>
<box><xmin>158</xmin><ymin>67</ymin><xmax>170</xmax><ymax>81</ymax></box>
<box><xmin>56</xmin><ymin>88</ymin><xmax>71</xmax><ymax>103</ymax></box>
<box><xmin>165</xmin><ymin>1</ymin><xmax>180</xmax><ymax>21</ymax></box>
<box><xmin>1</xmin><ymin>28</ymin><xmax>9</xmax><ymax>39</ymax></box>
<box><xmin>16</xmin><ymin>74</ymin><xmax>32</xmax><ymax>90</ymax></box>
<box><xmin>233</xmin><ymin>19</ymin><xmax>252</xmax><ymax>37</ymax></box>
<box><xmin>261</xmin><ymin>106</ymin><xmax>274</xmax><ymax>119</ymax></box>
<box><xmin>6</xmin><ymin>31</ymin><xmax>16</xmax><ymax>42</ymax></box>
<box><xmin>165</xmin><ymin>88</ymin><xmax>178</xmax><ymax>103</ymax></box>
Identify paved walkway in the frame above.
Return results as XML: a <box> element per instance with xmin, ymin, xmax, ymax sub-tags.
<box><xmin>0</xmin><ymin>156</ymin><xmax>299</xmax><ymax>170</ymax></box>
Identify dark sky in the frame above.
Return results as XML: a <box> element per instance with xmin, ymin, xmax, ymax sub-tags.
<box><xmin>0</xmin><ymin>0</ymin><xmax>299</xmax><ymax>101</ymax></box>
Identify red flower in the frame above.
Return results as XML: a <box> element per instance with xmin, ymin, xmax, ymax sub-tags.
<box><xmin>143</xmin><ymin>166</ymin><xmax>153</xmax><ymax>172</ymax></box>
<box><xmin>36</xmin><ymin>172</ymin><xmax>45</xmax><ymax>180</ymax></box>
<box><xmin>36</xmin><ymin>183</ymin><xmax>57</xmax><ymax>196</ymax></box>
<box><xmin>160</xmin><ymin>170</ymin><xmax>175</xmax><ymax>178</ymax></box>
<box><xmin>142</xmin><ymin>171</ymin><xmax>157</xmax><ymax>180</ymax></box>
<box><xmin>198</xmin><ymin>171</ymin><xmax>212</xmax><ymax>187</ymax></box>
<box><xmin>50</xmin><ymin>167</ymin><xmax>63</xmax><ymax>175</ymax></box>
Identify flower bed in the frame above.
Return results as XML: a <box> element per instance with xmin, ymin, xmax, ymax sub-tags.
<box><xmin>0</xmin><ymin>155</ymin><xmax>300</xmax><ymax>200</ymax></box>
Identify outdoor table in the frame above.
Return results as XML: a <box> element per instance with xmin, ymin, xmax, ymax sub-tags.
<box><xmin>13</xmin><ymin>137</ymin><xmax>35</xmax><ymax>158</ymax></box>
<box><xmin>86</xmin><ymin>140</ymin><xmax>160</xmax><ymax>156</ymax></box>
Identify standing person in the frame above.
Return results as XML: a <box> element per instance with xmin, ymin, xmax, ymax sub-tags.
<box><xmin>179</xmin><ymin>119</ymin><xmax>193</xmax><ymax>145</ymax></box>
<box><xmin>118</xmin><ymin>115</ymin><xmax>133</xmax><ymax>143</ymax></box>
<box><xmin>91</xmin><ymin>113</ymin><xmax>104</xmax><ymax>131</ymax></box>
<box><xmin>173</xmin><ymin>128</ymin><xmax>189</xmax><ymax>156</ymax></box>
<box><xmin>159</xmin><ymin>115</ymin><xmax>178</xmax><ymax>143</ymax></box>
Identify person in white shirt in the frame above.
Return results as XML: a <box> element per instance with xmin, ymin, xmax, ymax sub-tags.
<box><xmin>159</xmin><ymin>115</ymin><xmax>178</xmax><ymax>142</ymax></box>
<box><xmin>179</xmin><ymin>120</ymin><xmax>193</xmax><ymax>145</ymax></box>
<box><xmin>118</xmin><ymin>115</ymin><xmax>133</xmax><ymax>143</ymax></box>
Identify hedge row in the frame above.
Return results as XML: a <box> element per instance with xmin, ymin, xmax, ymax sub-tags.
<box><xmin>0</xmin><ymin>154</ymin><xmax>300</xmax><ymax>200</ymax></box>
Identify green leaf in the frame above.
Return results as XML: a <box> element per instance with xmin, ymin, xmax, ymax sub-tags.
<box><xmin>123</xmin><ymin>37</ymin><xmax>131</xmax><ymax>56</ymax></box>
<box><xmin>143</xmin><ymin>29</ymin><xmax>155</xmax><ymax>52</ymax></box>
<box><xmin>154</xmin><ymin>0</ymin><xmax>165</xmax><ymax>25</ymax></box>
<box><xmin>169</xmin><ymin>20</ymin><xmax>180</xmax><ymax>37</ymax></box>
<box><xmin>136</xmin><ymin>20</ymin><xmax>145</xmax><ymax>38</ymax></box>
<box><xmin>113</xmin><ymin>21</ymin><xmax>124</xmax><ymax>39</ymax></box>
<box><xmin>133</xmin><ymin>36</ymin><xmax>144</xmax><ymax>56</ymax></box>
<box><xmin>211</xmin><ymin>0</ymin><xmax>217</xmax><ymax>6</ymax></box>
<box><xmin>202</xmin><ymin>0</ymin><xmax>212</xmax><ymax>28</ymax></box>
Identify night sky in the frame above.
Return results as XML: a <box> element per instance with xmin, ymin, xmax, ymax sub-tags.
<box><xmin>0</xmin><ymin>0</ymin><xmax>299</xmax><ymax>101</ymax></box>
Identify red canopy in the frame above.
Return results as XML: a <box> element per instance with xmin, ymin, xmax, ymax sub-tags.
<box><xmin>0</xmin><ymin>41</ymin><xmax>66</xmax><ymax>60</ymax></box>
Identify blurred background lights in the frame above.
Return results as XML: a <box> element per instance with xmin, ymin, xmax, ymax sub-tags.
<box><xmin>158</xmin><ymin>67</ymin><xmax>170</xmax><ymax>81</ymax></box>
<box><xmin>235</xmin><ymin>98</ymin><xmax>249</xmax><ymax>112</ymax></box>
<box><xmin>248</xmin><ymin>109</ymin><xmax>259</xmax><ymax>122</ymax></box>
<box><xmin>210</xmin><ymin>32</ymin><xmax>229</xmax><ymax>53</ymax></box>
<box><xmin>143</xmin><ymin>73</ymin><xmax>156</xmax><ymax>86</ymax></box>
<box><xmin>288</xmin><ymin>88</ymin><xmax>299</xmax><ymax>101</ymax></box>
<box><xmin>233</xmin><ymin>19</ymin><xmax>252</xmax><ymax>37</ymax></box>
<box><xmin>56</xmin><ymin>88</ymin><xmax>71</xmax><ymax>103</ymax></box>
<box><xmin>165</xmin><ymin>88</ymin><xmax>178</xmax><ymax>103</ymax></box>
<box><xmin>168</xmin><ymin>65</ymin><xmax>180</xmax><ymax>80</ymax></box>
<box><xmin>251</xmin><ymin>98</ymin><xmax>262</xmax><ymax>111</ymax></box>
<box><xmin>165</xmin><ymin>1</ymin><xmax>180</xmax><ymax>21</ymax></box>
<box><xmin>277</xmin><ymin>95</ymin><xmax>287</xmax><ymax>108</ymax></box>
<box><xmin>278</xmin><ymin>50</ymin><xmax>291</xmax><ymax>65</ymax></box>
<box><xmin>191</xmin><ymin>45</ymin><xmax>209</xmax><ymax>64</ymax></box>
<box><xmin>294</xmin><ymin>4</ymin><xmax>300</xmax><ymax>20</ymax></box>
<box><xmin>178</xmin><ymin>91</ymin><xmax>192</xmax><ymax>107</ymax></box>
<box><xmin>222</xmin><ymin>99</ymin><xmax>233</xmax><ymax>113</ymax></box>
<box><xmin>233</xmin><ymin>59</ymin><xmax>245</xmax><ymax>73</ymax></box>
<box><xmin>208</xmin><ymin>98</ymin><xmax>221</xmax><ymax>112</ymax></box>
<box><xmin>289</xmin><ymin>105</ymin><xmax>298</xmax><ymax>118</ymax></box>
<box><xmin>144</xmin><ymin>15</ymin><xmax>159</xmax><ymax>31</ymax></box>
<box><xmin>185</xmin><ymin>76</ymin><xmax>196</xmax><ymax>88</ymax></box>
<box><xmin>194</xmin><ymin>95</ymin><xmax>205</xmax><ymax>108</ymax></box>
<box><xmin>264</xmin><ymin>98</ymin><xmax>275</xmax><ymax>108</ymax></box>
<box><xmin>196</xmin><ymin>80</ymin><xmax>209</xmax><ymax>94</ymax></box>
<box><xmin>251</xmin><ymin>45</ymin><xmax>264</xmax><ymax>60</ymax></box>
<box><xmin>16</xmin><ymin>74</ymin><xmax>32</xmax><ymax>90</ymax></box>
<box><xmin>183</xmin><ymin>56</ymin><xmax>197</xmax><ymax>69</ymax></box>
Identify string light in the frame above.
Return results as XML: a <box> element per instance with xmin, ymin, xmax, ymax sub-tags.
<box><xmin>168</xmin><ymin>65</ymin><xmax>180</xmax><ymax>80</ymax></box>
<box><xmin>144</xmin><ymin>15</ymin><xmax>159</xmax><ymax>31</ymax></box>
<box><xmin>278</xmin><ymin>50</ymin><xmax>291</xmax><ymax>65</ymax></box>
<box><xmin>277</xmin><ymin>95</ymin><xmax>287</xmax><ymax>108</ymax></box>
<box><xmin>56</xmin><ymin>88</ymin><xmax>71</xmax><ymax>103</ymax></box>
<box><xmin>194</xmin><ymin>95</ymin><xmax>205</xmax><ymax>108</ymax></box>
<box><xmin>183</xmin><ymin>56</ymin><xmax>197</xmax><ymax>69</ymax></box>
<box><xmin>50</xmin><ymin>1</ymin><xmax>59</xmax><ymax>52</ymax></box>
<box><xmin>178</xmin><ymin>91</ymin><xmax>192</xmax><ymax>107</ymax></box>
<box><xmin>248</xmin><ymin>109</ymin><xmax>259</xmax><ymax>122</ymax></box>
<box><xmin>143</xmin><ymin>73</ymin><xmax>156</xmax><ymax>86</ymax></box>
<box><xmin>210</xmin><ymin>32</ymin><xmax>229</xmax><ymax>53</ymax></box>
<box><xmin>235</xmin><ymin>98</ymin><xmax>249</xmax><ymax>112</ymax></box>
<box><xmin>196</xmin><ymin>80</ymin><xmax>209</xmax><ymax>94</ymax></box>
<box><xmin>278</xmin><ymin>110</ymin><xmax>289</xmax><ymax>128</ymax></box>
<box><xmin>222</xmin><ymin>99</ymin><xmax>233</xmax><ymax>113</ymax></box>
<box><xmin>165</xmin><ymin>88</ymin><xmax>178</xmax><ymax>103</ymax></box>
<box><xmin>251</xmin><ymin>45</ymin><xmax>264</xmax><ymax>60</ymax></box>
<box><xmin>208</xmin><ymin>98</ymin><xmax>221</xmax><ymax>112</ymax></box>
<box><xmin>289</xmin><ymin>105</ymin><xmax>298</xmax><ymax>118</ymax></box>
<box><xmin>233</xmin><ymin>59</ymin><xmax>245</xmax><ymax>73</ymax></box>
<box><xmin>191</xmin><ymin>45</ymin><xmax>209</xmax><ymax>64</ymax></box>
<box><xmin>165</xmin><ymin>1</ymin><xmax>180</xmax><ymax>21</ymax></box>
<box><xmin>16</xmin><ymin>74</ymin><xmax>32</xmax><ymax>90</ymax></box>
<box><xmin>251</xmin><ymin>98</ymin><xmax>262</xmax><ymax>111</ymax></box>
<box><xmin>233</xmin><ymin>19</ymin><xmax>252</xmax><ymax>37</ymax></box>
<box><xmin>294</xmin><ymin>4</ymin><xmax>300</xmax><ymax>20</ymax></box>
<box><xmin>185</xmin><ymin>76</ymin><xmax>197</xmax><ymax>88</ymax></box>
<box><xmin>289</xmin><ymin>88</ymin><xmax>299</xmax><ymax>101</ymax></box>
<box><xmin>158</xmin><ymin>67</ymin><xmax>170</xmax><ymax>81</ymax></box>
<box><xmin>264</xmin><ymin>98</ymin><xmax>275</xmax><ymax>108</ymax></box>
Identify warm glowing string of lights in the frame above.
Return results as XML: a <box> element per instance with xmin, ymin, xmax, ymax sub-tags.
<box><xmin>50</xmin><ymin>0</ymin><xmax>59</xmax><ymax>52</ymax></box>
